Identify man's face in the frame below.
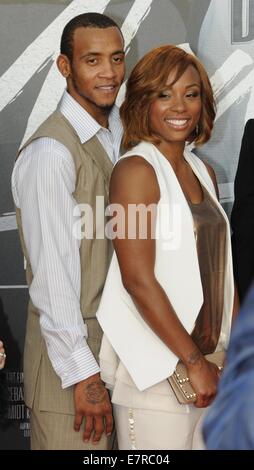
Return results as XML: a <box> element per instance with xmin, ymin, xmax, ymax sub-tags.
<box><xmin>65</xmin><ymin>26</ymin><xmax>125</xmax><ymax>119</ymax></box>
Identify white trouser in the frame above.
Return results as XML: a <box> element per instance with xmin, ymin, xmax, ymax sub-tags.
<box><xmin>113</xmin><ymin>402</ymin><xmax>206</xmax><ymax>450</ymax></box>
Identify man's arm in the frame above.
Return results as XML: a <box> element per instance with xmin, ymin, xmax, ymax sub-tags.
<box><xmin>12</xmin><ymin>137</ymin><xmax>100</xmax><ymax>385</ymax></box>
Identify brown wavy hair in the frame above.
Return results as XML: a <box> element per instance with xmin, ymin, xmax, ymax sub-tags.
<box><xmin>120</xmin><ymin>45</ymin><xmax>216</xmax><ymax>150</ymax></box>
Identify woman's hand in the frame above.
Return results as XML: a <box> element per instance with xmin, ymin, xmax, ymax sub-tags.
<box><xmin>0</xmin><ymin>341</ymin><xmax>6</xmax><ymax>370</ymax></box>
<box><xmin>187</xmin><ymin>356</ymin><xmax>220</xmax><ymax>408</ymax></box>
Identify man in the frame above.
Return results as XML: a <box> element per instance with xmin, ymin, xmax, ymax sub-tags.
<box><xmin>231</xmin><ymin>120</ymin><xmax>254</xmax><ymax>302</ymax></box>
<box><xmin>203</xmin><ymin>281</ymin><xmax>254</xmax><ymax>449</ymax></box>
<box><xmin>11</xmin><ymin>12</ymin><xmax>125</xmax><ymax>450</ymax></box>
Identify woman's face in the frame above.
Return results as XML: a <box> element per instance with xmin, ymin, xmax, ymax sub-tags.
<box><xmin>148</xmin><ymin>65</ymin><xmax>202</xmax><ymax>147</ymax></box>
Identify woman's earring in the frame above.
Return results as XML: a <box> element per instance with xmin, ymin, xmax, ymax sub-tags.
<box><xmin>196</xmin><ymin>124</ymin><xmax>199</xmax><ymax>135</ymax></box>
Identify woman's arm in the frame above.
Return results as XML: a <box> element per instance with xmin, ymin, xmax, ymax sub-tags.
<box><xmin>110</xmin><ymin>156</ymin><xmax>219</xmax><ymax>407</ymax></box>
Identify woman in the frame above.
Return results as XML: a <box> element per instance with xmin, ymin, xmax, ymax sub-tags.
<box><xmin>97</xmin><ymin>45</ymin><xmax>238</xmax><ymax>450</ymax></box>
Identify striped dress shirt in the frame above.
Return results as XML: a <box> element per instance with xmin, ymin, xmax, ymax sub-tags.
<box><xmin>12</xmin><ymin>91</ymin><xmax>123</xmax><ymax>388</ymax></box>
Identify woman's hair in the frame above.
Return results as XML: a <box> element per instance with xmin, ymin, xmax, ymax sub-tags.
<box><xmin>120</xmin><ymin>45</ymin><xmax>216</xmax><ymax>150</ymax></box>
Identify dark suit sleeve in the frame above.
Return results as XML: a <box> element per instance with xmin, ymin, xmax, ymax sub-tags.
<box><xmin>231</xmin><ymin>119</ymin><xmax>254</xmax><ymax>301</ymax></box>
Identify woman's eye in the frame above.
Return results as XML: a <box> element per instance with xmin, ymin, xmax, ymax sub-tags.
<box><xmin>186</xmin><ymin>91</ymin><xmax>199</xmax><ymax>98</ymax></box>
<box><xmin>159</xmin><ymin>92</ymin><xmax>171</xmax><ymax>99</ymax></box>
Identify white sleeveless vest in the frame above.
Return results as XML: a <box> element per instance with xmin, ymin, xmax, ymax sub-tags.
<box><xmin>97</xmin><ymin>142</ymin><xmax>234</xmax><ymax>391</ymax></box>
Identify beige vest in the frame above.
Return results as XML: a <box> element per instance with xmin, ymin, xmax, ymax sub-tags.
<box><xmin>15</xmin><ymin>111</ymin><xmax>113</xmax><ymax>413</ymax></box>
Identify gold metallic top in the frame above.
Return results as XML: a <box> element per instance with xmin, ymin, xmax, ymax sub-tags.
<box><xmin>187</xmin><ymin>186</ymin><xmax>226</xmax><ymax>354</ymax></box>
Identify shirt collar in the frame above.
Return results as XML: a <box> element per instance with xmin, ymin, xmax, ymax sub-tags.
<box><xmin>59</xmin><ymin>90</ymin><xmax>121</xmax><ymax>144</ymax></box>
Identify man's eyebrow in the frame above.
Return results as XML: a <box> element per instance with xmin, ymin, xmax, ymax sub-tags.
<box><xmin>80</xmin><ymin>50</ymin><xmax>125</xmax><ymax>58</ymax></box>
<box><xmin>112</xmin><ymin>50</ymin><xmax>125</xmax><ymax>55</ymax></box>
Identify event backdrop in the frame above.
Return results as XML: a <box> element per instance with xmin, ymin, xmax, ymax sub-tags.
<box><xmin>1</xmin><ymin>0</ymin><xmax>254</xmax><ymax>449</ymax></box>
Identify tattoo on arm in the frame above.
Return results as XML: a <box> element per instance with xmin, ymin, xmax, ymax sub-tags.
<box><xmin>85</xmin><ymin>381</ymin><xmax>107</xmax><ymax>405</ymax></box>
<box><xmin>187</xmin><ymin>349</ymin><xmax>202</xmax><ymax>365</ymax></box>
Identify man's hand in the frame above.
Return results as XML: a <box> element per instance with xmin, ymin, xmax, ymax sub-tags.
<box><xmin>73</xmin><ymin>373</ymin><xmax>113</xmax><ymax>444</ymax></box>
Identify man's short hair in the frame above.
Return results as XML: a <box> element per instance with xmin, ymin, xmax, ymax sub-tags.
<box><xmin>60</xmin><ymin>12</ymin><xmax>123</xmax><ymax>61</ymax></box>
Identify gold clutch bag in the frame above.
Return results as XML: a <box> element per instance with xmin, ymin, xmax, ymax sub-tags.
<box><xmin>167</xmin><ymin>350</ymin><xmax>225</xmax><ymax>404</ymax></box>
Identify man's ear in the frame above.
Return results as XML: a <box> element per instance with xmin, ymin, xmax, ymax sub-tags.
<box><xmin>57</xmin><ymin>54</ymin><xmax>71</xmax><ymax>78</ymax></box>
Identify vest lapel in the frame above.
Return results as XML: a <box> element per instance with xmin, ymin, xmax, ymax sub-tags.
<box><xmin>83</xmin><ymin>136</ymin><xmax>113</xmax><ymax>185</ymax></box>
